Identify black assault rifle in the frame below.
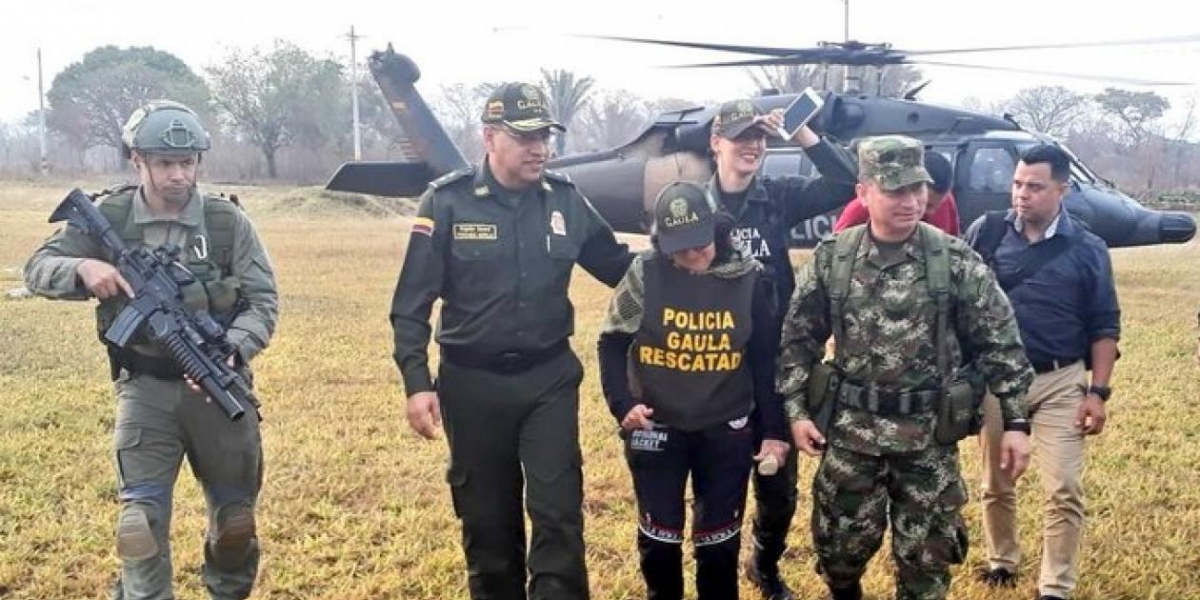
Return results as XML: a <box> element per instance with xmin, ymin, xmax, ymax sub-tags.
<box><xmin>50</xmin><ymin>188</ymin><xmax>254</xmax><ymax>421</ymax></box>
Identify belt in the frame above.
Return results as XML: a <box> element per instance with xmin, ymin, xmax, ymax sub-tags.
<box><xmin>1031</xmin><ymin>358</ymin><xmax>1081</xmax><ymax>374</ymax></box>
<box><xmin>110</xmin><ymin>347</ymin><xmax>184</xmax><ymax>380</ymax></box>
<box><xmin>837</xmin><ymin>381</ymin><xmax>939</xmax><ymax>416</ymax></box>
<box><xmin>441</xmin><ymin>340</ymin><xmax>570</xmax><ymax>375</ymax></box>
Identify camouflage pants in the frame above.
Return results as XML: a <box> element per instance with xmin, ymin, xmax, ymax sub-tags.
<box><xmin>811</xmin><ymin>443</ymin><xmax>968</xmax><ymax>600</ymax></box>
<box><xmin>110</xmin><ymin>373</ymin><xmax>263</xmax><ymax>600</ymax></box>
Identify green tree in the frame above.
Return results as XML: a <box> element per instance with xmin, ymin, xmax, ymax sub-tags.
<box><xmin>45</xmin><ymin>46</ymin><xmax>211</xmax><ymax>153</ymax></box>
<box><xmin>1094</xmin><ymin>88</ymin><xmax>1170</xmax><ymax>145</ymax></box>
<box><xmin>540</xmin><ymin>69</ymin><xmax>595</xmax><ymax>156</ymax></box>
<box><xmin>207</xmin><ymin>40</ymin><xmax>345</xmax><ymax>178</ymax></box>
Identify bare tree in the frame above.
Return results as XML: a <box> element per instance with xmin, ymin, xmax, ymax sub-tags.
<box><xmin>872</xmin><ymin>65</ymin><xmax>925</xmax><ymax>98</ymax></box>
<box><xmin>1168</xmin><ymin>96</ymin><xmax>1197</xmax><ymax>188</ymax></box>
<box><xmin>430</xmin><ymin>83</ymin><xmax>489</xmax><ymax>161</ymax></box>
<box><xmin>959</xmin><ymin>95</ymin><xmax>1009</xmax><ymax>117</ymax></box>
<box><xmin>647</xmin><ymin>97</ymin><xmax>703</xmax><ymax>113</ymax></box>
<box><xmin>207</xmin><ymin>40</ymin><xmax>345</xmax><ymax>178</ymax></box>
<box><xmin>747</xmin><ymin>65</ymin><xmax>840</xmax><ymax>94</ymax></box>
<box><xmin>575</xmin><ymin>90</ymin><xmax>651</xmax><ymax>152</ymax></box>
<box><xmin>745</xmin><ymin>64</ymin><xmax>921</xmax><ymax>97</ymax></box>
<box><xmin>344</xmin><ymin>75</ymin><xmax>402</xmax><ymax>160</ymax></box>
<box><xmin>1003</xmin><ymin>86</ymin><xmax>1091</xmax><ymax>138</ymax></box>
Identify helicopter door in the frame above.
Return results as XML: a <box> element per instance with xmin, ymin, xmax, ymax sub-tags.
<box><xmin>954</xmin><ymin>143</ymin><xmax>1021</xmax><ymax>230</ymax></box>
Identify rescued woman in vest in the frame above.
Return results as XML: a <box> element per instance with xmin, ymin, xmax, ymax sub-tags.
<box><xmin>597</xmin><ymin>181</ymin><xmax>789</xmax><ymax>600</ymax></box>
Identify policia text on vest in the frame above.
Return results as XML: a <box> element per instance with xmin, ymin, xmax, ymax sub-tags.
<box><xmin>638</xmin><ymin>308</ymin><xmax>744</xmax><ymax>372</ymax></box>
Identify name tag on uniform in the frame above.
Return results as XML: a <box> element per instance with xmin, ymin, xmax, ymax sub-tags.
<box><xmin>453</xmin><ymin>223</ymin><xmax>498</xmax><ymax>240</ymax></box>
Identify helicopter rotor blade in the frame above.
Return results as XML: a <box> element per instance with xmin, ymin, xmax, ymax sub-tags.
<box><xmin>659</xmin><ymin>55</ymin><xmax>836</xmax><ymax>69</ymax></box>
<box><xmin>905</xmin><ymin>34</ymin><xmax>1200</xmax><ymax>57</ymax></box>
<box><xmin>910</xmin><ymin>59</ymin><xmax>1193</xmax><ymax>86</ymax></box>
<box><xmin>573</xmin><ymin>34</ymin><xmax>817</xmax><ymax>58</ymax></box>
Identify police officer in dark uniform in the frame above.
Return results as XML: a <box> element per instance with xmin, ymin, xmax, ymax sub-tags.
<box><xmin>706</xmin><ymin>99</ymin><xmax>858</xmax><ymax>600</ymax></box>
<box><xmin>598</xmin><ymin>181</ymin><xmax>789</xmax><ymax>600</ymax></box>
<box><xmin>389</xmin><ymin>82</ymin><xmax>632</xmax><ymax>600</ymax></box>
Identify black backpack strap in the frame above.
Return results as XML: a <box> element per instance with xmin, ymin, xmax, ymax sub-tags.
<box><xmin>974</xmin><ymin>210</ymin><xmax>1009</xmax><ymax>264</ymax></box>
<box><xmin>996</xmin><ymin>231</ymin><xmax>1079</xmax><ymax>292</ymax></box>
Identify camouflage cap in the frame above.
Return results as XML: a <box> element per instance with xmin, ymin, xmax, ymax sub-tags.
<box><xmin>481</xmin><ymin>82</ymin><xmax>565</xmax><ymax>133</ymax></box>
<box><xmin>712</xmin><ymin>99</ymin><xmax>765</xmax><ymax>139</ymax></box>
<box><xmin>857</xmin><ymin>135</ymin><xmax>933</xmax><ymax>191</ymax></box>
<box><xmin>652</xmin><ymin>181</ymin><xmax>717</xmax><ymax>254</ymax></box>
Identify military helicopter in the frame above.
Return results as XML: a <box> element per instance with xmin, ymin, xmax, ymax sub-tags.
<box><xmin>325</xmin><ymin>36</ymin><xmax>1199</xmax><ymax>248</ymax></box>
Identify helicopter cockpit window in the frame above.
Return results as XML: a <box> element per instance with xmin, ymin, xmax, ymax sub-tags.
<box><xmin>968</xmin><ymin>148</ymin><xmax>1017</xmax><ymax>194</ymax></box>
<box><xmin>1056</xmin><ymin>144</ymin><xmax>1097</xmax><ymax>184</ymax></box>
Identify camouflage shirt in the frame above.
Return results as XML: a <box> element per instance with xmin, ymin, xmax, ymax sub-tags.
<box><xmin>777</xmin><ymin>225</ymin><xmax>1032</xmax><ymax>455</ymax></box>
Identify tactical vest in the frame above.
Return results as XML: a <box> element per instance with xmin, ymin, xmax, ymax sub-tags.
<box><xmin>828</xmin><ymin>222</ymin><xmax>953</xmax><ymax>388</ymax></box>
<box><xmin>711</xmin><ymin>177</ymin><xmax>792</xmax><ymax>317</ymax></box>
<box><xmin>94</xmin><ymin>187</ymin><xmax>243</xmax><ymax>355</ymax></box>
<box><xmin>634</xmin><ymin>254</ymin><xmax>758</xmax><ymax>431</ymax></box>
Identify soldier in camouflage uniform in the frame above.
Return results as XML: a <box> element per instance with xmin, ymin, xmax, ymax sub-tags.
<box><xmin>24</xmin><ymin>101</ymin><xmax>278</xmax><ymax>600</ymax></box>
<box><xmin>776</xmin><ymin>136</ymin><xmax>1034</xmax><ymax>600</ymax></box>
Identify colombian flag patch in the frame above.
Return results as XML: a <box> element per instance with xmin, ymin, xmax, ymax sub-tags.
<box><xmin>411</xmin><ymin>217</ymin><xmax>434</xmax><ymax>236</ymax></box>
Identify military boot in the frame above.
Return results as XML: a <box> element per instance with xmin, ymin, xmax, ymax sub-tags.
<box><xmin>828</xmin><ymin>581</ymin><xmax>862</xmax><ymax>600</ymax></box>
<box><xmin>745</xmin><ymin>554</ymin><xmax>794</xmax><ymax>600</ymax></box>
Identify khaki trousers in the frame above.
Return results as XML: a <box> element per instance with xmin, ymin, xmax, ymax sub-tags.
<box><xmin>979</xmin><ymin>360</ymin><xmax>1088</xmax><ymax>599</ymax></box>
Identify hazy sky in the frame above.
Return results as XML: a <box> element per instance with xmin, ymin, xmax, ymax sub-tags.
<box><xmin>2</xmin><ymin>0</ymin><xmax>1198</xmax><ymax>128</ymax></box>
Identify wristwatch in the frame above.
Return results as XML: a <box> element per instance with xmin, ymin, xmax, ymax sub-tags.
<box><xmin>1087</xmin><ymin>384</ymin><xmax>1112</xmax><ymax>402</ymax></box>
<box><xmin>1003</xmin><ymin>419</ymin><xmax>1031</xmax><ymax>434</ymax></box>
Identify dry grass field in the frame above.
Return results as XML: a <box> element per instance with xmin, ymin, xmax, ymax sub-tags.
<box><xmin>1</xmin><ymin>180</ymin><xmax>1197</xmax><ymax>599</ymax></box>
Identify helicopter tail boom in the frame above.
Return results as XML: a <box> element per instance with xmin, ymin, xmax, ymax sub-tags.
<box><xmin>325</xmin><ymin>46</ymin><xmax>467</xmax><ymax>197</ymax></box>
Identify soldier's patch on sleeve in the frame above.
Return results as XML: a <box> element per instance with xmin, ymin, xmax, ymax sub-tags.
<box><xmin>411</xmin><ymin>217</ymin><xmax>434</xmax><ymax>237</ymax></box>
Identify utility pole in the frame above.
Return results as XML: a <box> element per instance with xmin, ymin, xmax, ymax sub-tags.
<box><xmin>346</xmin><ymin>26</ymin><xmax>362</xmax><ymax>161</ymax></box>
<box><xmin>843</xmin><ymin>0</ymin><xmax>849</xmax><ymax>43</ymax></box>
<box><xmin>37</xmin><ymin>48</ymin><xmax>48</xmax><ymax>176</ymax></box>
<box><xmin>840</xmin><ymin>0</ymin><xmax>860</xmax><ymax>94</ymax></box>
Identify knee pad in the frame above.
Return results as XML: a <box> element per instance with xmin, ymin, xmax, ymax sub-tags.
<box><xmin>210</xmin><ymin>503</ymin><xmax>257</xmax><ymax>570</ymax></box>
<box><xmin>116</xmin><ymin>503</ymin><xmax>159</xmax><ymax>561</ymax></box>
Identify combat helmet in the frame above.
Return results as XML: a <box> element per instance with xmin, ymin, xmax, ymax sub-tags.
<box><xmin>121</xmin><ymin>100</ymin><xmax>211</xmax><ymax>158</ymax></box>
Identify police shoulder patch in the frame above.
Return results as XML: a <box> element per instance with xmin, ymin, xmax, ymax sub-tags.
<box><xmin>429</xmin><ymin>167</ymin><xmax>474</xmax><ymax>190</ymax></box>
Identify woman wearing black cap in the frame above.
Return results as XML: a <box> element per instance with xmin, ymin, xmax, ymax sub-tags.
<box><xmin>597</xmin><ymin>181</ymin><xmax>789</xmax><ymax>600</ymax></box>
